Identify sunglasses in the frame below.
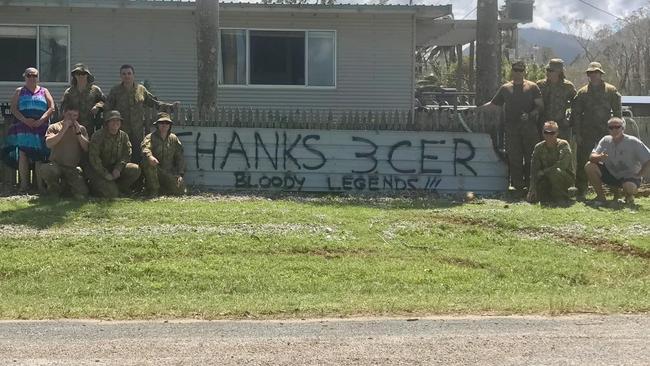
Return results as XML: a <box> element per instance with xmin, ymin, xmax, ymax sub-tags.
<box><xmin>73</xmin><ymin>72</ymin><xmax>88</xmax><ymax>76</ymax></box>
<box><xmin>608</xmin><ymin>125</ymin><xmax>622</xmax><ymax>130</ymax></box>
<box><xmin>26</xmin><ymin>74</ymin><xmax>38</xmax><ymax>78</ymax></box>
<box><xmin>543</xmin><ymin>130</ymin><xmax>558</xmax><ymax>135</ymax></box>
<box><xmin>157</xmin><ymin>121</ymin><xmax>171</xmax><ymax>125</ymax></box>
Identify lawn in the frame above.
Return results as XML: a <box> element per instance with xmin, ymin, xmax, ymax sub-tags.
<box><xmin>0</xmin><ymin>193</ymin><xmax>648</xmax><ymax>319</ymax></box>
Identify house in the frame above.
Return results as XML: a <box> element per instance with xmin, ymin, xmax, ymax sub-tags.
<box><xmin>0</xmin><ymin>0</ymin><xmax>465</xmax><ymax>114</ymax></box>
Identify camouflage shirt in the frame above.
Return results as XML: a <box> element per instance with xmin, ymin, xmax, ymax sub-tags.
<box><xmin>61</xmin><ymin>84</ymin><xmax>105</xmax><ymax>130</ymax></box>
<box><xmin>89</xmin><ymin>128</ymin><xmax>132</xmax><ymax>177</ymax></box>
<box><xmin>571</xmin><ymin>82</ymin><xmax>621</xmax><ymax>139</ymax></box>
<box><xmin>529</xmin><ymin>139</ymin><xmax>573</xmax><ymax>191</ymax></box>
<box><xmin>141</xmin><ymin>130</ymin><xmax>186</xmax><ymax>176</ymax></box>
<box><xmin>536</xmin><ymin>78</ymin><xmax>576</xmax><ymax>125</ymax></box>
<box><xmin>105</xmin><ymin>83</ymin><xmax>173</xmax><ymax>138</ymax></box>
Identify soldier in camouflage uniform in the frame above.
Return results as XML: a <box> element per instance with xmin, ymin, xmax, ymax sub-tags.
<box><xmin>40</xmin><ymin>104</ymin><xmax>90</xmax><ymax>199</ymax></box>
<box><xmin>61</xmin><ymin>63</ymin><xmax>105</xmax><ymax>136</ymax></box>
<box><xmin>527</xmin><ymin>121</ymin><xmax>574</xmax><ymax>204</ymax></box>
<box><xmin>571</xmin><ymin>62</ymin><xmax>622</xmax><ymax>198</ymax></box>
<box><xmin>87</xmin><ymin>110</ymin><xmax>141</xmax><ymax>198</ymax></box>
<box><xmin>536</xmin><ymin>59</ymin><xmax>576</xmax><ymax>139</ymax></box>
<box><xmin>105</xmin><ymin>64</ymin><xmax>179</xmax><ymax>163</ymax></box>
<box><xmin>141</xmin><ymin>112</ymin><xmax>186</xmax><ymax>196</ymax></box>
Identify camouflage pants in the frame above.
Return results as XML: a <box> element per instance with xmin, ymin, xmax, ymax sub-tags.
<box><xmin>141</xmin><ymin>163</ymin><xmax>185</xmax><ymax>196</ymax></box>
<box><xmin>575</xmin><ymin>133</ymin><xmax>601</xmax><ymax>195</ymax></box>
<box><xmin>39</xmin><ymin>162</ymin><xmax>89</xmax><ymax>198</ymax></box>
<box><xmin>506</xmin><ymin>125</ymin><xmax>540</xmax><ymax>190</ymax></box>
<box><xmin>533</xmin><ymin>169</ymin><xmax>574</xmax><ymax>202</ymax></box>
<box><xmin>88</xmin><ymin>163</ymin><xmax>141</xmax><ymax>198</ymax></box>
<box><xmin>124</xmin><ymin>123</ymin><xmax>145</xmax><ymax>164</ymax></box>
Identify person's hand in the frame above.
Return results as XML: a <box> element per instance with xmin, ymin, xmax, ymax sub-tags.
<box><xmin>104</xmin><ymin>173</ymin><xmax>114</xmax><ymax>181</ymax></box>
<box><xmin>33</xmin><ymin>117</ymin><xmax>46</xmax><ymax>127</ymax></box>
<box><xmin>111</xmin><ymin>168</ymin><xmax>121</xmax><ymax>180</ymax></box>
<box><xmin>148</xmin><ymin>155</ymin><xmax>159</xmax><ymax>166</ymax></box>
<box><xmin>62</xmin><ymin>118</ymin><xmax>73</xmax><ymax>130</ymax></box>
<box><xmin>176</xmin><ymin>176</ymin><xmax>184</xmax><ymax>187</ymax></box>
<box><xmin>72</xmin><ymin>121</ymin><xmax>83</xmax><ymax>135</ymax></box>
<box><xmin>90</xmin><ymin>106</ymin><xmax>99</xmax><ymax>116</ymax></box>
<box><xmin>595</xmin><ymin>152</ymin><xmax>608</xmax><ymax>163</ymax></box>
<box><xmin>23</xmin><ymin>118</ymin><xmax>36</xmax><ymax>128</ymax></box>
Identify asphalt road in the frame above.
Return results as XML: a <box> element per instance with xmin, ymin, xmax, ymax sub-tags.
<box><xmin>0</xmin><ymin>315</ymin><xmax>648</xmax><ymax>365</ymax></box>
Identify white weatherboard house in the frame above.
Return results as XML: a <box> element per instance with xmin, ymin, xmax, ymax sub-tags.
<box><xmin>1</xmin><ymin>0</ymin><xmax>508</xmax><ymax>193</ymax></box>
<box><xmin>1</xmin><ymin>0</ymin><xmax>458</xmax><ymax>112</ymax></box>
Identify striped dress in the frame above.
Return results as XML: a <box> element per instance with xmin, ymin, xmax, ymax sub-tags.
<box><xmin>1</xmin><ymin>87</ymin><xmax>51</xmax><ymax>168</ymax></box>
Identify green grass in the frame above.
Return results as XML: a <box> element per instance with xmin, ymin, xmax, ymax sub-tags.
<box><xmin>0</xmin><ymin>194</ymin><xmax>648</xmax><ymax>319</ymax></box>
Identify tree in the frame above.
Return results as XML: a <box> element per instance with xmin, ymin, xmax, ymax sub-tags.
<box><xmin>196</xmin><ymin>0</ymin><xmax>219</xmax><ymax>119</ymax></box>
<box><xmin>476</xmin><ymin>0</ymin><xmax>500</xmax><ymax>104</ymax></box>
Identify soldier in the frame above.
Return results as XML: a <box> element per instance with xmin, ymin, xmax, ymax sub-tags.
<box><xmin>39</xmin><ymin>104</ymin><xmax>90</xmax><ymax>199</ymax></box>
<box><xmin>527</xmin><ymin>121</ymin><xmax>574</xmax><ymax>204</ymax></box>
<box><xmin>481</xmin><ymin>60</ymin><xmax>544</xmax><ymax>197</ymax></box>
<box><xmin>571</xmin><ymin>61</ymin><xmax>622</xmax><ymax>200</ymax></box>
<box><xmin>141</xmin><ymin>112</ymin><xmax>186</xmax><ymax>196</ymax></box>
<box><xmin>105</xmin><ymin>64</ymin><xmax>179</xmax><ymax>163</ymax></box>
<box><xmin>88</xmin><ymin>110</ymin><xmax>141</xmax><ymax>198</ymax></box>
<box><xmin>61</xmin><ymin>63</ymin><xmax>105</xmax><ymax>136</ymax></box>
<box><xmin>536</xmin><ymin>59</ymin><xmax>576</xmax><ymax>139</ymax></box>
<box><xmin>585</xmin><ymin>117</ymin><xmax>650</xmax><ymax>206</ymax></box>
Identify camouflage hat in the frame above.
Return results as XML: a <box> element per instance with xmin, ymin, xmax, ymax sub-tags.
<box><xmin>545</xmin><ymin>58</ymin><xmax>564</xmax><ymax>72</ymax></box>
<box><xmin>104</xmin><ymin>110</ymin><xmax>123</xmax><ymax>122</ymax></box>
<box><xmin>586</xmin><ymin>61</ymin><xmax>605</xmax><ymax>74</ymax></box>
<box><xmin>70</xmin><ymin>63</ymin><xmax>95</xmax><ymax>83</ymax></box>
<box><xmin>154</xmin><ymin>112</ymin><xmax>173</xmax><ymax>125</ymax></box>
<box><xmin>511</xmin><ymin>60</ymin><xmax>526</xmax><ymax>70</ymax></box>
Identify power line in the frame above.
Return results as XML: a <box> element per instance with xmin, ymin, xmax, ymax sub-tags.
<box><xmin>461</xmin><ymin>6</ymin><xmax>477</xmax><ymax>19</ymax></box>
<box><xmin>574</xmin><ymin>0</ymin><xmax>623</xmax><ymax>20</ymax></box>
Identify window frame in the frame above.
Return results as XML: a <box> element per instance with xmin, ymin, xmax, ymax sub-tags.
<box><xmin>0</xmin><ymin>23</ymin><xmax>70</xmax><ymax>85</ymax></box>
<box><xmin>219</xmin><ymin>27</ymin><xmax>337</xmax><ymax>90</ymax></box>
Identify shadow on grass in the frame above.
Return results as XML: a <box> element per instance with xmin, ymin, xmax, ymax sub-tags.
<box><xmin>0</xmin><ymin>197</ymin><xmax>116</xmax><ymax>230</ymax></box>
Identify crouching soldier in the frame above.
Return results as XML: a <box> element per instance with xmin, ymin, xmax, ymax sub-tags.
<box><xmin>527</xmin><ymin>121</ymin><xmax>574</xmax><ymax>204</ymax></box>
<box><xmin>141</xmin><ymin>112</ymin><xmax>186</xmax><ymax>196</ymax></box>
<box><xmin>88</xmin><ymin>110</ymin><xmax>141</xmax><ymax>198</ymax></box>
<box><xmin>40</xmin><ymin>104</ymin><xmax>90</xmax><ymax>199</ymax></box>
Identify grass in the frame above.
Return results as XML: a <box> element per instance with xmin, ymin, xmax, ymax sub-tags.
<box><xmin>0</xmin><ymin>193</ymin><xmax>648</xmax><ymax>319</ymax></box>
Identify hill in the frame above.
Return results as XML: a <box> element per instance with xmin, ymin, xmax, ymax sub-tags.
<box><xmin>518</xmin><ymin>28</ymin><xmax>583</xmax><ymax>64</ymax></box>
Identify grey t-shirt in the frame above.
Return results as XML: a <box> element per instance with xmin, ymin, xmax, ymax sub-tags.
<box><xmin>593</xmin><ymin>134</ymin><xmax>650</xmax><ymax>179</ymax></box>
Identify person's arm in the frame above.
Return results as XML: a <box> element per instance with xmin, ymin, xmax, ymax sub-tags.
<box><xmin>480</xmin><ymin>86</ymin><xmax>504</xmax><ymax>110</ymax></box>
<box><xmin>637</xmin><ymin>159</ymin><xmax>650</xmax><ymax>179</ymax></box>
<box><xmin>91</xmin><ymin>86</ymin><xmax>106</xmax><ymax>116</ymax></box>
<box><xmin>45</xmin><ymin>123</ymin><xmax>68</xmax><ymax>149</ymax></box>
<box><xmin>589</xmin><ymin>138</ymin><xmax>608</xmax><ymax>163</ymax></box>
<box><xmin>142</xmin><ymin>85</ymin><xmax>179</xmax><ymax>111</ymax></box>
<box><xmin>9</xmin><ymin>88</ymin><xmax>34</xmax><ymax>127</ymax></box>
<box><xmin>141</xmin><ymin>133</ymin><xmax>158</xmax><ymax>166</ymax></box>
<box><xmin>35</xmin><ymin>88</ymin><xmax>56</xmax><ymax>127</ymax></box>
<box><xmin>75</xmin><ymin>124</ymin><xmax>90</xmax><ymax>152</ymax></box>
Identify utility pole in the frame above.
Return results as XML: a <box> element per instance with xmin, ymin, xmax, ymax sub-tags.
<box><xmin>196</xmin><ymin>0</ymin><xmax>219</xmax><ymax>120</ymax></box>
<box><xmin>475</xmin><ymin>0</ymin><xmax>499</xmax><ymax>105</ymax></box>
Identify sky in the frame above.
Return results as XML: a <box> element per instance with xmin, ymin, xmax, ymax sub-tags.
<box><xmin>387</xmin><ymin>0</ymin><xmax>649</xmax><ymax>32</ymax></box>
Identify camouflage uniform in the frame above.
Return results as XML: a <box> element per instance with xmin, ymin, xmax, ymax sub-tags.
<box><xmin>141</xmin><ymin>130</ymin><xmax>186</xmax><ymax>196</ymax></box>
<box><xmin>39</xmin><ymin>122</ymin><xmax>90</xmax><ymax>199</ymax></box>
<box><xmin>61</xmin><ymin>63</ymin><xmax>105</xmax><ymax>136</ymax></box>
<box><xmin>88</xmin><ymin>128</ymin><xmax>141</xmax><ymax>198</ymax></box>
<box><xmin>572</xmin><ymin>82</ymin><xmax>621</xmax><ymax>195</ymax></box>
<box><xmin>105</xmin><ymin>83</ymin><xmax>174</xmax><ymax>163</ymax></box>
<box><xmin>536</xmin><ymin>78</ymin><xmax>576</xmax><ymax>139</ymax></box>
<box><xmin>529</xmin><ymin>139</ymin><xmax>574</xmax><ymax>202</ymax></box>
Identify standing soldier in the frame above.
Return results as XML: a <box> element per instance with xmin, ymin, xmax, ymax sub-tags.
<box><xmin>141</xmin><ymin>112</ymin><xmax>186</xmax><ymax>196</ymax></box>
<box><xmin>527</xmin><ymin>121</ymin><xmax>574</xmax><ymax>204</ymax></box>
<box><xmin>105</xmin><ymin>64</ymin><xmax>179</xmax><ymax>163</ymax></box>
<box><xmin>481</xmin><ymin>60</ymin><xmax>544</xmax><ymax>197</ymax></box>
<box><xmin>61</xmin><ymin>63</ymin><xmax>105</xmax><ymax>136</ymax></box>
<box><xmin>571</xmin><ymin>61</ymin><xmax>622</xmax><ymax>200</ymax></box>
<box><xmin>536</xmin><ymin>59</ymin><xmax>576</xmax><ymax>139</ymax></box>
<box><xmin>40</xmin><ymin>104</ymin><xmax>90</xmax><ymax>199</ymax></box>
<box><xmin>88</xmin><ymin>111</ymin><xmax>141</xmax><ymax>198</ymax></box>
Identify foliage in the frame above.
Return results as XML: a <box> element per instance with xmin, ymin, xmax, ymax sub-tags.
<box><xmin>0</xmin><ymin>195</ymin><xmax>648</xmax><ymax>319</ymax></box>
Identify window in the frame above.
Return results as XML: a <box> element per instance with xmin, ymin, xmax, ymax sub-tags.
<box><xmin>0</xmin><ymin>25</ymin><xmax>69</xmax><ymax>82</ymax></box>
<box><xmin>220</xmin><ymin>29</ymin><xmax>335</xmax><ymax>87</ymax></box>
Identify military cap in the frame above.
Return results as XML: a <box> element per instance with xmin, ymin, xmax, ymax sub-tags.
<box><xmin>545</xmin><ymin>59</ymin><xmax>564</xmax><ymax>72</ymax></box>
<box><xmin>154</xmin><ymin>112</ymin><xmax>173</xmax><ymax>125</ymax></box>
<box><xmin>104</xmin><ymin>110</ymin><xmax>123</xmax><ymax>122</ymax></box>
<box><xmin>70</xmin><ymin>63</ymin><xmax>95</xmax><ymax>83</ymax></box>
<box><xmin>511</xmin><ymin>60</ymin><xmax>526</xmax><ymax>70</ymax></box>
<box><xmin>586</xmin><ymin>61</ymin><xmax>605</xmax><ymax>74</ymax></box>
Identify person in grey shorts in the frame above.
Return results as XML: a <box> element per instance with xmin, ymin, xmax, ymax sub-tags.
<box><xmin>585</xmin><ymin>117</ymin><xmax>650</xmax><ymax>205</ymax></box>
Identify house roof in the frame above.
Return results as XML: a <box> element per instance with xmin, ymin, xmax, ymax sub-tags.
<box><xmin>2</xmin><ymin>0</ymin><xmax>452</xmax><ymax>19</ymax></box>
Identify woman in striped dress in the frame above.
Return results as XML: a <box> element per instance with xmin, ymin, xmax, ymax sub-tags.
<box><xmin>2</xmin><ymin>67</ymin><xmax>55</xmax><ymax>192</ymax></box>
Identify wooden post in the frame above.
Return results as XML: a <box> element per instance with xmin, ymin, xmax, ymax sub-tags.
<box><xmin>196</xmin><ymin>0</ymin><xmax>219</xmax><ymax>122</ymax></box>
<box><xmin>469</xmin><ymin>41</ymin><xmax>476</xmax><ymax>96</ymax></box>
<box><xmin>476</xmin><ymin>0</ymin><xmax>499</xmax><ymax>105</ymax></box>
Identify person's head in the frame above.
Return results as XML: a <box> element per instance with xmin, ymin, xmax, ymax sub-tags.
<box><xmin>545</xmin><ymin>58</ymin><xmax>565</xmax><ymax>81</ymax></box>
<box><xmin>23</xmin><ymin>67</ymin><xmax>39</xmax><ymax>86</ymax></box>
<box><xmin>63</xmin><ymin>104</ymin><xmax>80</xmax><ymax>122</ymax></box>
<box><xmin>70</xmin><ymin>63</ymin><xmax>95</xmax><ymax>86</ymax></box>
<box><xmin>154</xmin><ymin>112</ymin><xmax>173</xmax><ymax>136</ymax></box>
<box><xmin>607</xmin><ymin>117</ymin><xmax>625</xmax><ymax>137</ymax></box>
<box><xmin>104</xmin><ymin>110</ymin><xmax>123</xmax><ymax>135</ymax></box>
<box><xmin>511</xmin><ymin>60</ymin><xmax>526</xmax><ymax>81</ymax></box>
<box><xmin>586</xmin><ymin>62</ymin><xmax>605</xmax><ymax>84</ymax></box>
<box><xmin>119</xmin><ymin>64</ymin><xmax>135</xmax><ymax>85</ymax></box>
<box><xmin>542</xmin><ymin>121</ymin><xmax>559</xmax><ymax>143</ymax></box>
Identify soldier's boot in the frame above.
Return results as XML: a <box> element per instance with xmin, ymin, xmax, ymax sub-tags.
<box><xmin>159</xmin><ymin>171</ymin><xmax>184</xmax><ymax>196</ymax></box>
<box><xmin>116</xmin><ymin>163</ymin><xmax>142</xmax><ymax>194</ymax></box>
